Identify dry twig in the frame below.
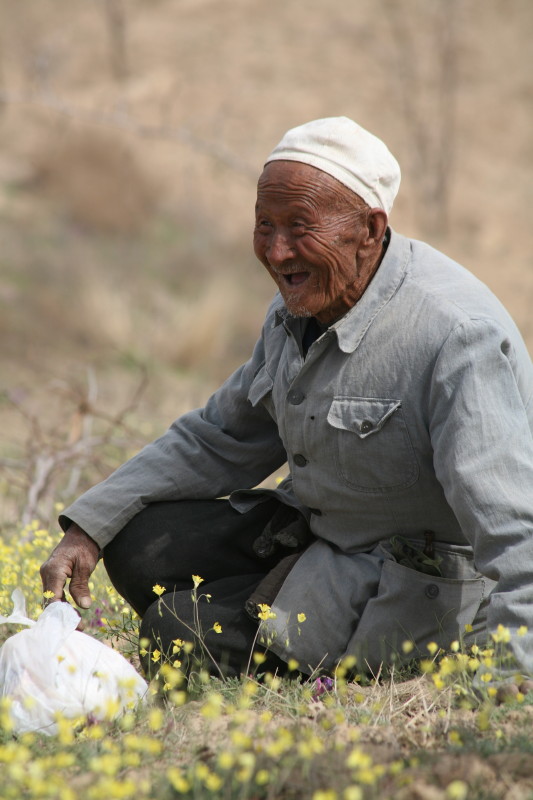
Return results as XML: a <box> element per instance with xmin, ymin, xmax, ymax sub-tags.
<box><xmin>0</xmin><ymin>368</ymin><xmax>148</xmax><ymax>533</ymax></box>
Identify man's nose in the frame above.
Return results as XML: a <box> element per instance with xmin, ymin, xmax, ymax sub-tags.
<box><xmin>266</xmin><ymin>230</ymin><xmax>295</xmax><ymax>268</ymax></box>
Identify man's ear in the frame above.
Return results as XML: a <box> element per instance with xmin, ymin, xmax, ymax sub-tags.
<box><xmin>367</xmin><ymin>208</ymin><xmax>388</xmax><ymax>245</ymax></box>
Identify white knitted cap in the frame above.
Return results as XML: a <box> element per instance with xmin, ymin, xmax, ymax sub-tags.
<box><xmin>265</xmin><ymin>116</ymin><xmax>401</xmax><ymax>214</ymax></box>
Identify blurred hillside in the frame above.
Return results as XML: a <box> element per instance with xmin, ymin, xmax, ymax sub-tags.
<box><xmin>0</xmin><ymin>0</ymin><xmax>532</xmax><ymax>478</ymax></box>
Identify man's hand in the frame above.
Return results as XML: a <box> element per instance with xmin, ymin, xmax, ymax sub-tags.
<box><xmin>40</xmin><ymin>523</ymin><xmax>100</xmax><ymax>610</ymax></box>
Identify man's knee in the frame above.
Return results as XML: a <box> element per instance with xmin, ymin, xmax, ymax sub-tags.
<box><xmin>103</xmin><ymin>498</ymin><xmax>287</xmax><ymax>616</ymax></box>
<box><xmin>103</xmin><ymin>500</ymin><xmax>227</xmax><ymax>615</ymax></box>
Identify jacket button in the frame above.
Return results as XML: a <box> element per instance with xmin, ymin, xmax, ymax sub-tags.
<box><xmin>424</xmin><ymin>584</ymin><xmax>440</xmax><ymax>600</ymax></box>
<box><xmin>293</xmin><ymin>454</ymin><xmax>308</xmax><ymax>467</ymax></box>
<box><xmin>288</xmin><ymin>389</ymin><xmax>305</xmax><ymax>405</ymax></box>
<box><xmin>360</xmin><ymin>420</ymin><xmax>373</xmax><ymax>434</ymax></box>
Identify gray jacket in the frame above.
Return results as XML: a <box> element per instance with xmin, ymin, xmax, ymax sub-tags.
<box><xmin>62</xmin><ymin>230</ymin><xmax>533</xmax><ymax>674</ymax></box>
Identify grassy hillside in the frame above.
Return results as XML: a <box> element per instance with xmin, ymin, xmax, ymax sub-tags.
<box><xmin>1</xmin><ymin>4</ymin><xmax>533</xmax><ymax>797</ymax></box>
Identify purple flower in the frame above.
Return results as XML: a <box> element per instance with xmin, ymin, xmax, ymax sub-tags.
<box><xmin>312</xmin><ymin>676</ymin><xmax>334</xmax><ymax>700</ymax></box>
<box><xmin>87</xmin><ymin>607</ymin><xmax>105</xmax><ymax>629</ymax></box>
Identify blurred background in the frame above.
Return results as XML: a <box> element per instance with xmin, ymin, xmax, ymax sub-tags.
<box><xmin>0</xmin><ymin>0</ymin><xmax>532</xmax><ymax>524</ymax></box>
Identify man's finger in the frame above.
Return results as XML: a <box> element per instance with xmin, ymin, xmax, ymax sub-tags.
<box><xmin>40</xmin><ymin>561</ymin><xmax>69</xmax><ymax>605</ymax></box>
<box><xmin>68</xmin><ymin>555</ymin><xmax>96</xmax><ymax>609</ymax></box>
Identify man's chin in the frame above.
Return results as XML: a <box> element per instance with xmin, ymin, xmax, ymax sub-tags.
<box><xmin>283</xmin><ymin>302</ymin><xmax>314</xmax><ymax>318</ymax></box>
<box><xmin>288</xmin><ymin>307</ymin><xmax>313</xmax><ymax>319</ymax></box>
<box><xmin>280</xmin><ymin>291</ymin><xmax>316</xmax><ymax>318</ymax></box>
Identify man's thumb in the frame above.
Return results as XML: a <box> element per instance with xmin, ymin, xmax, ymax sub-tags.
<box><xmin>69</xmin><ymin>577</ymin><xmax>93</xmax><ymax>609</ymax></box>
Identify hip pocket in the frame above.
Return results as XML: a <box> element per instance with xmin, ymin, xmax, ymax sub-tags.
<box><xmin>327</xmin><ymin>396</ymin><xmax>419</xmax><ymax>492</ymax></box>
<box><xmin>344</xmin><ymin>558</ymin><xmax>487</xmax><ymax>672</ymax></box>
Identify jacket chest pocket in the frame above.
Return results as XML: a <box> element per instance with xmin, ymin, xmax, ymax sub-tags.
<box><xmin>326</xmin><ymin>396</ymin><xmax>419</xmax><ymax>492</ymax></box>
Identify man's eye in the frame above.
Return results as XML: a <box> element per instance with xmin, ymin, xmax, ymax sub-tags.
<box><xmin>292</xmin><ymin>221</ymin><xmax>309</xmax><ymax>234</ymax></box>
<box><xmin>257</xmin><ymin>220</ymin><xmax>271</xmax><ymax>228</ymax></box>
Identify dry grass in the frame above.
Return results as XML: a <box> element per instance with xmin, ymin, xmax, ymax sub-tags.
<box><xmin>0</xmin><ymin>2</ymin><xmax>531</xmax><ymax>434</ymax></box>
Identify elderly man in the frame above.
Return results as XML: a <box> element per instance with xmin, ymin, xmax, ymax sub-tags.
<box><xmin>41</xmin><ymin>117</ymin><xmax>533</xmax><ymax>681</ymax></box>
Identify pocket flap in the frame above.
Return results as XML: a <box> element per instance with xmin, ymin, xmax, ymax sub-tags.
<box><xmin>247</xmin><ymin>365</ymin><xmax>274</xmax><ymax>407</ymax></box>
<box><xmin>327</xmin><ymin>397</ymin><xmax>401</xmax><ymax>438</ymax></box>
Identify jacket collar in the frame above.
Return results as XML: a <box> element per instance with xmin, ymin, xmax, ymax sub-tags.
<box><xmin>274</xmin><ymin>229</ymin><xmax>410</xmax><ymax>353</ymax></box>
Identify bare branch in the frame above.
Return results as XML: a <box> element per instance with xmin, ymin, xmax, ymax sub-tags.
<box><xmin>102</xmin><ymin>0</ymin><xmax>129</xmax><ymax>83</ymax></box>
<box><xmin>0</xmin><ymin>89</ymin><xmax>257</xmax><ymax>179</ymax></box>
<box><xmin>383</xmin><ymin>0</ymin><xmax>460</xmax><ymax>237</ymax></box>
<box><xmin>0</xmin><ymin>369</ymin><xmax>150</xmax><ymax>533</ymax></box>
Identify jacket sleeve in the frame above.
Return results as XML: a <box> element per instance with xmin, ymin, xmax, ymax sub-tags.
<box><xmin>429</xmin><ymin>316</ymin><xmax>533</xmax><ymax>674</ymax></box>
<box><xmin>60</xmin><ymin>321</ymin><xmax>287</xmax><ymax>549</ymax></box>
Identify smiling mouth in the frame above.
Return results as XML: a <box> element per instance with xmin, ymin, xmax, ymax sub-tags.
<box><xmin>281</xmin><ymin>271</ymin><xmax>310</xmax><ymax>287</ymax></box>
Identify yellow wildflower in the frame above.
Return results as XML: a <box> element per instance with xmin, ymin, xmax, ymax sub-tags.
<box><xmin>257</xmin><ymin>603</ymin><xmax>277</xmax><ymax>621</ymax></box>
<box><xmin>256</xmin><ymin>770</ymin><xmax>270</xmax><ymax>785</ymax></box>
<box><xmin>446</xmin><ymin>780</ymin><xmax>469</xmax><ymax>800</ymax></box>
<box><xmin>448</xmin><ymin>730</ymin><xmax>462</xmax><ymax>745</ymax></box>
<box><xmin>167</xmin><ymin>768</ymin><xmax>190</xmax><ymax>793</ymax></box>
<box><xmin>205</xmin><ymin>773</ymin><xmax>223</xmax><ymax>791</ymax></box>
<box><xmin>149</xmin><ymin>708</ymin><xmax>164</xmax><ymax>731</ymax></box>
<box><xmin>218</xmin><ymin>751</ymin><xmax>235</xmax><ymax>770</ymax></box>
<box><xmin>491</xmin><ymin>624</ymin><xmax>511</xmax><ymax>644</ymax></box>
<box><xmin>344</xmin><ymin>787</ymin><xmax>363</xmax><ymax>800</ymax></box>
<box><xmin>346</xmin><ymin>748</ymin><xmax>373</xmax><ymax>770</ymax></box>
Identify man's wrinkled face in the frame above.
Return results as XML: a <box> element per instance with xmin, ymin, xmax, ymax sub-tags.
<box><xmin>253</xmin><ymin>160</ymin><xmax>371</xmax><ymax>324</ymax></box>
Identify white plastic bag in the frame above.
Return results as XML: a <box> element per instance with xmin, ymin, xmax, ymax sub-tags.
<box><xmin>0</xmin><ymin>588</ymin><xmax>147</xmax><ymax>735</ymax></box>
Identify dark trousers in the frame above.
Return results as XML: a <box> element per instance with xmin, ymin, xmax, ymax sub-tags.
<box><xmin>103</xmin><ymin>499</ymin><xmax>290</xmax><ymax>678</ymax></box>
